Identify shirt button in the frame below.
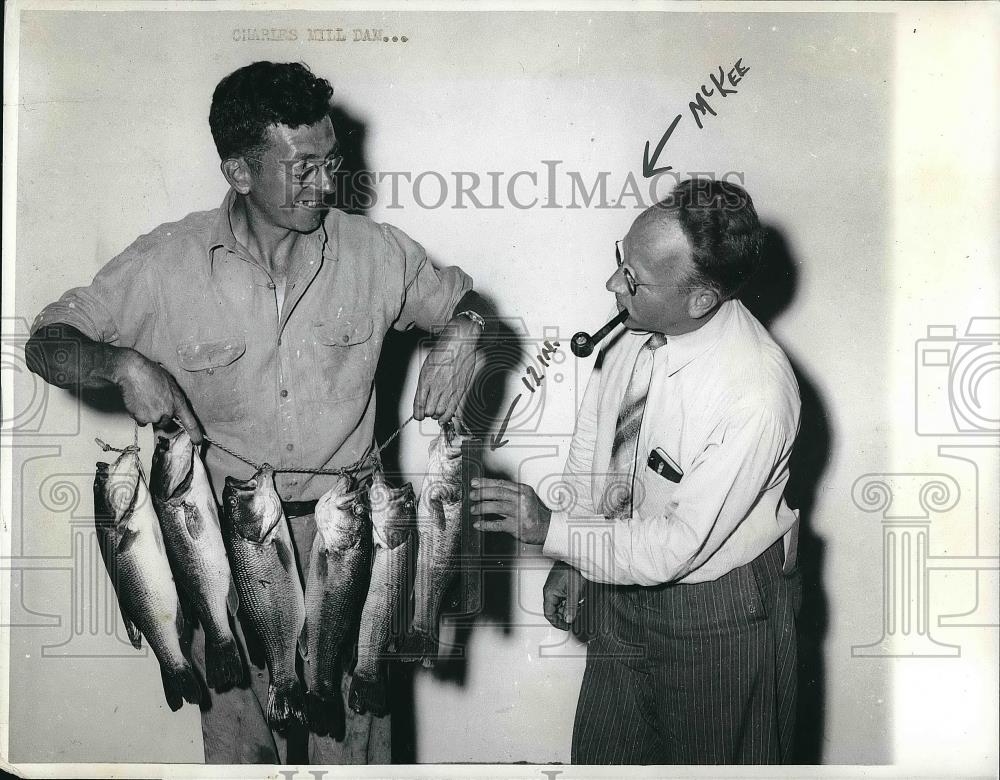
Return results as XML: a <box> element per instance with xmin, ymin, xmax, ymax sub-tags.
<box><xmin>206</xmin><ymin>368</ymin><xmax>214</xmax><ymax>375</ymax></box>
<box><xmin>286</xmin><ymin>443</ymin><xmax>294</xmax><ymax>452</ymax></box>
<box><xmin>280</xmin><ymin>389</ymin><xmax>288</xmax><ymax>398</ymax></box>
<box><xmin>341</xmin><ymin>334</ymin><xmax>350</xmax><ymax>343</ymax></box>
<box><xmin>277</xmin><ymin>337</ymin><xmax>282</xmax><ymax>346</ymax></box>
<box><xmin>267</xmin><ymin>282</ymin><xmax>276</xmax><ymax>290</ymax></box>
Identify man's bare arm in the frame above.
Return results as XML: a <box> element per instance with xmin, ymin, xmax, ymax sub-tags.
<box><xmin>25</xmin><ymin>323</ymin><xmax>203</xmax><ymax>443</ymax></box>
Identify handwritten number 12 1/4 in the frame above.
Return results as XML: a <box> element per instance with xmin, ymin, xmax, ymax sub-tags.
<box><xmin>490</xmin><ymin>340</ymin><xmax>561</xmax><ymax>451</ymax></box>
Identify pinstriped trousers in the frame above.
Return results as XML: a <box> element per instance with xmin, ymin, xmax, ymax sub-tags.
<box><xmin>571</xmin><ymin>539</ymin><xmax>802</xmax><ymax>765</ymax></box>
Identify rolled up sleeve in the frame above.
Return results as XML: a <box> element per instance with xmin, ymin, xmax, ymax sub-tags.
<box><xmin>382</xmin><ymin>223</ymin><xmax>472</xmax><ymax>334</ymax></box>
<box><xmin>30</xmin><ymin>244</ymin><xmax>154</xmax><ymax>348</ymax></box>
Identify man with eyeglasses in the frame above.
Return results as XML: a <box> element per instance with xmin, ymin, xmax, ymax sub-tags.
<box><xmin>471</xmin><ymin>179</ymin><xmax>802</xmax><ymax>764</ymax></box>
<box><xmin>26</xmin><ymin>61</ymin><xmax>489</xmax><ymax>764</ymax></box>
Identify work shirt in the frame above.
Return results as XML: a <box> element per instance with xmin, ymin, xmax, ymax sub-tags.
<box><xmin>542</xmin><ymin>300</ymin><xmax>801</xmax><ymax>585</ymax></box>
<box><xmin>31</xmin><ymin>189</ymin><xmax>471</xmax><ymax>502</ymax></box>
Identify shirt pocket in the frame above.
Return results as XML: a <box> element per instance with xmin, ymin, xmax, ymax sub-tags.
<box><xmin>310</xmin><ymin>314</ymin><xmax>376</xmax><ymax>404</ymax></box>
<box><xmin>176</xmin><ymin>336</ymin><xmax>249</xmax><ymax>423</ymax></box>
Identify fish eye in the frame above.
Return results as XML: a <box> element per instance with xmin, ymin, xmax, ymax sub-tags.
<box><xmin>352</xmin><ymin>503</ymin><xmax>365</xmax><ymax>516</ymax></box>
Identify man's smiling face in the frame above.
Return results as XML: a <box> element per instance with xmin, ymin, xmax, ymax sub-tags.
<box><xmin>244</xmin><ymin>114</ymin><xmax>338</xmax><ymax>235</ymax></box>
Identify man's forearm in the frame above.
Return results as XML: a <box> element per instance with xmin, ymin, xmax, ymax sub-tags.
<box><xmin>25</xmin><ymin>323</ymin><xmax>132</xmax><ymax>391</ymax></box>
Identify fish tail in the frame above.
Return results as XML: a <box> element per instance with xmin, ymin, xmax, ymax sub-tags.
<box><xmin>161</xmin><ymin>663</ymin><xmax>201</xmax><ymax>711</ymax></box>
<box><xmin>347</xmin><ymin>675</ymin><xmax>389</xmax><ymax>717</ymax></box>
<box><xmin>397</xmin><ymin>630</ymin><xmax>438</xmax><ymax>667</ymax></box>
<box><xmin>266</xmin><ymin>679</ymin><xmax>306</xmax><ymax>731</ymax></box>
<box><xmin>205</xmin><ymin>636</ymin><xmax>244</xmax><ymax>691</ymax></box>
<box><xmin>305</xmin><ymin>691</ymin><xmax>346</xmax><ymax>740</ymax></box>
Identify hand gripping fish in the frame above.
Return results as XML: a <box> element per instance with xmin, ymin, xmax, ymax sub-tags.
<box><xmin>222</xmin><ymin>465</ymin><xmax>305</xmax><ymax>730</ymax></box>
<box><xmin>349</xmin><ymin>471</ymin><xmax>416</xmax><ymax>716</ymax></box>
<box><xmin>150</xmin><ymin>428</ymin><xmax>243</xmax><ymax>691</ymax></box>
<box><xmin>401</xmin><ymin>421</ymin><xmax>466</xmax><ymax>667</ymax></box>
<box><xmin>301</xmin><ymin>476</ymin><xmax>372</xmax><ymax>737</ymax></box>
<box><xmin>94</xmin><ymin>443</ymin><xmax>201</xmax><ymax>711</ymax></box>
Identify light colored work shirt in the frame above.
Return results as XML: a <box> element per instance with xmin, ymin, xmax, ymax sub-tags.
<box><xmin>32</xmin><ymin>190</ymin><xmax>471</xmax><ymax>502</ymax></box>
<box><xmin>542</xmin><ymin>300</ymin><xmax>801</xmax><ymax>585</ymax></box>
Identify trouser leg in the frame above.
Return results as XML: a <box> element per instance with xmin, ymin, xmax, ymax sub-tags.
<box><xmin>647</xmin><ymin>539</ymin><xmax>797</xmax><ymax>764</ymax></box>
<box><xmin>571</xmin><ymin>587</ymin><xmax>662</xmax><ymax>764</ymax></box>
<box><xmin>190</xmin><ymin>614</ymin><xmax>283</xmax><ymax>764</ymax></box>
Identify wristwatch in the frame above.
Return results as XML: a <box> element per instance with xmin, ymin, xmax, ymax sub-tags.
<box><xmin>455</xmin><ymin>309</ymin><xmax>486</xmax><ymax>332</ymax></box>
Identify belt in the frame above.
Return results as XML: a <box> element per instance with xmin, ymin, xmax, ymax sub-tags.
<box><xmin>282</xmin><ymin>500</ymin><xmax>318</xmax><ymax>519</ymax></box>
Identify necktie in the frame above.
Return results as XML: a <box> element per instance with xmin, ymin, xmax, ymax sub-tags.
<box><xmin>601</xmin><ymin>333</ymin><xmax>668</xmax><ymax>518</ymax></box>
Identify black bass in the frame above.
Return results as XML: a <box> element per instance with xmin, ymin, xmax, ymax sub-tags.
<box><xmin>94</xmin><ymin>444</ymin><xmax>200</xmax><ymax>711</ymax></box>
<box><xmin>301</xmin><ymin>476</ymin><xmax>371</xmax><ymax>737</ymax></box>
<box><xmin>401</xmin><ymin>421</ymin><xmax>466</xmax><ymax>666</ymax></box>
<box><xmin>150</xmin><ymin>429</ymin><xmax>242</xmax><ymax>691</ymax></box>
<box><xmin>349</xmin><ymin>471</ymin><xmax>416</xmax><ymax>716</ymax></box>
<box><xmin>222</xmin><ymin>465</ymin><xmax>304</xmax><ymax>730</ymax></box>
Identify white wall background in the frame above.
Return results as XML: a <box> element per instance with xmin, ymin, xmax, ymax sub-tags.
<box><xmin>4</xmin><ymin>5</ymin><xmax>996</xmax><ymax>773</ymax></box>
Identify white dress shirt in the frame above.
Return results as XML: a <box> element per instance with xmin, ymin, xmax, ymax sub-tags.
<box><xmin>542</xmin><ymin>300</ymin><xmax>801</xmax><ymax>585</ymax></box>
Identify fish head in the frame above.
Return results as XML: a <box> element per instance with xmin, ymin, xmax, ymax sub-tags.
<box><xmin>95</xmin><ymin>448</ymin><xmax>142</xmax><ymax>527</ymax></box>
<box><xmin>223</xmin><ymin>464</ymin><xmax>283</xmax><ymax>543</ymax></box>
<box><xmin>315</xmin><ymin>475</ymin><xmax>368</xmax><ymax>550</ymax></box>
<box><xmin>150</xmin><ymin>429</ymin><xmax>195</xmax><ymax>502</ymax></box>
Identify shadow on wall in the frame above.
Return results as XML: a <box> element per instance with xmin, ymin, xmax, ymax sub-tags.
<box><xmin>374</xmin><ymin>317</ymin><xmax>524</xmax><ymax>764</ymax></box>
<box><xmin>742</xmin><ymin>225</ymin><xmax>834</xmax><ymax>765</ymax></box>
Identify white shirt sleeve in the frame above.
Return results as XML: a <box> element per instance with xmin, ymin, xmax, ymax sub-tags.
<box><xmin>543</xmin><ymin>403</ymin><xmax>794</xmax><ymax>586</ymax></box>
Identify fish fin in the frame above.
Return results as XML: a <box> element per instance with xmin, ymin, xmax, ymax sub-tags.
<box><xmin>116</xmin><ymin>524</ymin><xmax>140</xmax><ymax>556</ymax></box>
<box><xmin>275</xmin><ymin>535</ymin><xmax>296</xmax><ymax>577</ymax></box>
<box><xmin>397</xmin><ymin>630</ymin><xmax>437</xmax><ymax>666</ymax></box>
<box><xmin>161</xmin><ymin>663</ymin><xmax>201</xmax><ymax>710</ymax></box>
<box><xmin>306</xmin><ymin>691</ymin><xmax>346</xmax><ymax>739</ymax></box>
<box><xmin>266</xmin><ymin>680</ymin><xmax>306</xmax><ymax>732</ymax></box>
<box><xmin>122</xmin><ymin>613</ymin><xmax>142</xmax><ymax>650</ymax></box>
<box><xmin>181</xmin><ymin>501</ymin><xmax>205</xmax><ymax>539</ymax></box>
<box><xmin>297</xmin><ymin>623</ymin><xmax>309</xmax><ymax>661</ymax></box>
<box><xmin>205</xmin><ymin>636</ymin><xmax>244</xmax><ymax>691</ymax></box>
<box><xmin>347</xmin><ymin>675</ymin><xmax>388</xmax><ymax>717</ymax></box>
<box><xmin>226</xmin><ymin>578</ymin><xmax>240</xmax><ymax>616</ymax></box>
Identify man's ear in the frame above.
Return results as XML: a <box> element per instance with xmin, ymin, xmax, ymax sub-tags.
<box><xmin>221</xmin><ymin>158</ymin><xmax>253</xmax><ymax>195</ymax></box>
<box><xmin>687</xmin><ymin>287</ymin><xmax>720</xmax><ymax>320</ymax></box>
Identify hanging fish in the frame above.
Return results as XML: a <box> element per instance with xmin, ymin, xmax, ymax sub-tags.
<box><xmin>221</xmin><ymin>465</ymin><xmax>305</xmax><ymax>730</ymax></box>
<box><xmin>94</xmin><ymin>442</ymin><xmax>200</xmax><ymax>711</ymax></box>
<box><xmin>150</xmin><ymin>428</ymin><xmax>243</xmax><ymax>691</ymax></box>
<box><xmin>300</xmin><ymin>476</ymin><xmax>371</xmax><ymax>736</ymax></box>
<box><xmin>349</xmin><ymin>470</ymin><xmax>416</xmax><ymax>715</ymax></box>
<box><xmin>401</xmin><ymin>421</ymin><xmax>466</xmax><ymax>667</ymax></box>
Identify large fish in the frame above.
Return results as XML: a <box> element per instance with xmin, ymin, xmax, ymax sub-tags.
<box><xmin>401</xmin><ymin>421</ymin><xmax>467</xmax><ymax>666</ymax></box>
<box><xmin>348</xmin><ymin>471</ymin><xmax>416</xmax><ymax>716</ymax></box>
<box><xmin>221</xmin><ymin>465</ymin><xmax>305</xmax><ymax>730</ymax></box>
<box><xmin>94</xmin><ymin>444</ymin><xmax>200</xmax><ymax>711</ymax></box>
<box><xmin>300</xmin><ymin>476</ymin><xmax>371</xmax><ymax>737</ymax></box>
<box><xmin>150</xmin><ymin>429</ymin><xmax>242</xmax><ymax>691</ymax></box>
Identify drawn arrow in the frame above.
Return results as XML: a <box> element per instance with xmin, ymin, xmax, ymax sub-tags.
<box><xmin>642</xmin><ymin>113</ymin><xmax>682</xmax><ymax>178</ymax></box>
<box><xmin>489</xmin><ymin>394</ymin><xmax>522</xmax><ymax>451</ymax></box>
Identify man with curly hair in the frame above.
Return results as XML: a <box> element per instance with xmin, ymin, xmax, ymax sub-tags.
<box><xmin>27</xmin><ymin>61</ymin><xmax>489</xmax><ymax>765</ymax></box>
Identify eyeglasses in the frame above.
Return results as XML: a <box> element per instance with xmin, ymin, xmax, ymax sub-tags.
<box><xmin>615</xmin><ymin>240</ymin><xmax>700</xmax><ymax>296</ymax></box>
<box><xmin>243</xmin><ymin>152</ymin><xmax>344</xmax><ymax>184</ymax></box>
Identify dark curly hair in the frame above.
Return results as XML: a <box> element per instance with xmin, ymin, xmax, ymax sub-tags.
<box><xmin>651</xmin><ymin>179</ymin><xmax>764</xmax><ymax>300</ymax></box>
<box><xmin>209</xmin><ymin>61</ymin><xmax>334</xmax><ymax>169</ymax></box>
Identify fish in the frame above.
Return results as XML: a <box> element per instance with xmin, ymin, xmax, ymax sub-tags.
<box><xmin>401</xmin><ymin>421</ymin><xmax>467</xmax><ymax>667</ymax></box>
<box><xmin>300</xmin><ymin>475</ymin><xmax>371</xmax><ymax>737</ymax></box>
<box><xmin>221</xmin><ymin>464</ymin><xmax>305</xmax><ymax>731</ymax></box>
<box><xmin>93</xmin><ymin>444</ymin><xmax>201</xmax><ymax>711</ymax></box>
<box><xmin>150</xmin><ymin>428</ymin><xmax>243</xmax><ymax>691</ymax></box>
<box><xmin>348</xmin><ymin>471</ymin><xmax>416</xmax><ymax>716</ymax></box>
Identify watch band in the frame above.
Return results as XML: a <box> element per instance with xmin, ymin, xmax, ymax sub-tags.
<box><xmin>455</xmin><ymin>309</ymin><xmax>486</xmax><ymax>331</ymax></box>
